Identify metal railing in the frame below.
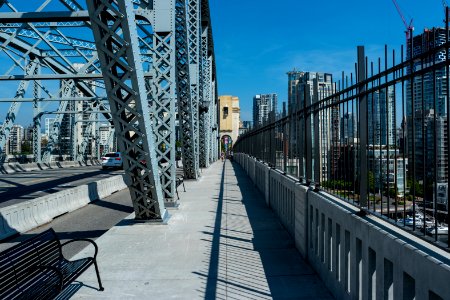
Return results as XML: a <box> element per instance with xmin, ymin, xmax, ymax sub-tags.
<box><xmin>235</xmin><ymin>12</ymin><xmax>450</xmax><ymax>249</ymax></box>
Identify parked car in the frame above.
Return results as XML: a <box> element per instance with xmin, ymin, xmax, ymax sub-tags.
<box><xmin>101</xmin><ymin>152</ymin><xmax>123</xmax><ymax>170</ymax></box>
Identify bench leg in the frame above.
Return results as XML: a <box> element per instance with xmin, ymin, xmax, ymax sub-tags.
<box><xmin>93</xmin><ymin>260</ymin><xmax>104</xmax><ymax>291</ymax></box>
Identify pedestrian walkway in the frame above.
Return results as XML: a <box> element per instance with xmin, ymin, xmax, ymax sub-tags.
<box><xmin>69</xmin><ymin>160</ymin><xmax>333</xmax><ymax>299</ymax></box>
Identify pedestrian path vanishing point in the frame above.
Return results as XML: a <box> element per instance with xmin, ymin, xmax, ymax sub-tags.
<box><xmin>69</xmin><ymin>160</ymin><xmax>333</xmax><ymax>299</ymax></box>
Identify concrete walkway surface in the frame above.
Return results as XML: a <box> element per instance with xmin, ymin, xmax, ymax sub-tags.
<box><xmin>68</xmin><ymin>160</ymin><xmax>333</xmax><ymax>299</ymax></box>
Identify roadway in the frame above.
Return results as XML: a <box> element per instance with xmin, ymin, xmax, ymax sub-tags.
<box><xmin>0</xmin><ymin>188</ymin><xmax>133</xmax><ymax>258</ymax></box>
<box><xmin>0</xmin><ymin>165</ymin><xmax>124</xmax><ymax>208</ymax></box>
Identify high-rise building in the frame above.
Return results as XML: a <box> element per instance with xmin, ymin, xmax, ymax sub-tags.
<box><xmin>9</xmin><ymin>125</ymin><xmax>23</xmax><ymax>154</ymax></box>
<box><xmin>340</xmin><ymin>112</ymin><xmax>357</xmax><ymax>144</ymax></box>
<box><xmin>295</xmin><ymin>72</ymin><xmax>337</xmax><ymax>180</ymax></box>
<box><xmin>45</xmin><ymin>118</ymin><xmax>56</xmax><ymax>136</ymax></box>
<box><xmin>368</xmin><ymin>87</ymin><xmax>396</xmax><ymax>146</ymax></box>
<box><xmin>287</xmin><ymin>70</ymin><xmax>303</xmax><ymax>114</ymax></box>
<box><xmin>406</xmin><ymin>28</ymin><xmax>448</xmax><ymax>188</ymax></box>
<box><xmin>252</xmin><ymin>93</ymin><xmax>277</xmax><ymax>127</ymax></box>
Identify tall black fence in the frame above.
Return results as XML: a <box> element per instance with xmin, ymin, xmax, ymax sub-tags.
<box><xmin>234</xmin><ymin>14</ymin><xmax>450</xmax><ymax>249</ymax></box>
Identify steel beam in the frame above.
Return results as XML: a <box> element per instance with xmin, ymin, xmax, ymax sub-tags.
<box><xmin>187</xmin><ymin>0</ymin><xmax>201</xmax><ymax>178</ymax></box>
<box><xmin>175</xmin><ymin>0</ymin><xmax>199</xmax><ymax>179</ymax></box>
<box><xmin>0</xmin><ymin>11</ymin><xmax>90</xmax><ymax>23</ymax></box>
<box><xmin>32</xmin><ymin>62</ymin><xmax>41</xmax><ymax>163</ymax></box>
<box><xmin>87</xmin><ymin>0</ymin><xmax>166</xmax><ymax>221</ymax></box>
<box><xmin>199</xmin><ymin>25</ymin><xmax>211</xmax><ymax>168</ymax></box>
<box><xmin>141</xmin><ymin>1</ymin><xmax>177</xmax><ymax>204</ymax></box>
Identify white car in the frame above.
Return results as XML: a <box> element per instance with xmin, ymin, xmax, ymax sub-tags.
<box><xmin>101</xmin><ymin>152</ymin><xmax>123</xmax><ymax>170</ymax></box>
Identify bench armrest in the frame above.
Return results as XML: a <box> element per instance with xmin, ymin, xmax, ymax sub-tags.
<box><xmin>61</xmin><ymin>238</ymin><xmax>99</xmax><ymax>259</ymax></box>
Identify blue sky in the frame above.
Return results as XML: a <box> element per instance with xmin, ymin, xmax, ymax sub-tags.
<box><xmin>0</xmin><ymin>0</ymin><xmax>446</xmax><ymax>126</ymax></box>
<box><xmin>210</xmin><ymin>0</ymin><xmax>445</xmax><ymax>121</ymax></box>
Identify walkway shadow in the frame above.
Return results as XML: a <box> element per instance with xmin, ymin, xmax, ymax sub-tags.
<box><xmin>194</xmin><ymin>160</ymin><xmax>333</xmax><ymax>299</ymax></box>
<box><xmin>55</xmin><ymin>281</ymin><xmax>100</xmax><ymax>300</ymax></box>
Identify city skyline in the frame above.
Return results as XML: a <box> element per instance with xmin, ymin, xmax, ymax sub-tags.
<box><xmin>0</xmin><ymin>1</ymin><xmax>446</xmax><ymax>127</ymax></box>
<box><xmin>210</xmin><ymin>0</ymin><xmax>445</xmax><ymax>121</ymax></box>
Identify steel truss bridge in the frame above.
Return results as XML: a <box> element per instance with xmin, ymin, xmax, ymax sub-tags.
<box><xmin>0</xmin><ymin>0</ymin><xmax>219</xmax><ymax>221</ymax></box>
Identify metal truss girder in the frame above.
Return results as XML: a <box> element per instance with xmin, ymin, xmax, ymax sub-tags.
<box><xmin>0</xmin><ymin>22</ymin><xmax>87</xmax><ymax>27</ymax></box>
<box><xmin>41</xmin><ymin>80</ymin><xmax>74</xmax><ymax>163</ymax></box>
<box><xmin>77</xmin><ymin>112</ymin><xmax>95</xmax><ymax>161</ymax></box>
<box><xmin>103</xmin><ymin>128</ymin><xmax>115</xmax><ymax>155</ymax></box>
<box><xmin>0</xmin><ymin>59</ymin><xmax>38</xmax><ymax>160</ymax></box>
<box><xmin>175</xmin><ymin>0</ymin><xmax>199</xmax><ymax>179</ymax></box>
<box><xmin>0</xmin><ymin>11</ymin><xmax>90</xmax><ymax>23</ymax></box>
<box><xmin>0</xmin><ymin>27</ymin><xmax>97</xmax><ymax>50</ymax></box>
<box><xmin>187</xmin><ymin>0</ymin><xmax>200</xmax><ymax>177</ymax></box>
<box><xmin>87</xmin><ymin>0</ymin><xmax>166</xmax><ymax>220</ymax></box>
<box><xmin>141</xmin><ymin>1</ymin><xmax>177</xmax><ymax>202</ymax></box>
<box><xmin>210</xmin><ymin>83</ymin><xmax>218</xmax><ymax>162</ymax></box>
<box><xmin>0</xmin><ymin>32</ymin><xmax>113</xmax><ymax>124</ymax></box>
<box><xmin>32</xmin><ymin>62</ymin><xmax>41</xmax><ymax>163</ymax></box>
<box><xmin>199</xmin><ymin>26</ymin><xmax>211</xmax><ymax>168</ymax></box>
<box><xmin>0</xmin><ymin>27</ymin><xmax>154</xmax><ymax>54</ymax></box>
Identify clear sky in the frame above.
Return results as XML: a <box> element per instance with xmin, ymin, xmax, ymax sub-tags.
<box><xmin>0</xmin><ymin>0</ymin><xmax>446</xmax><ymax>127</ymax></box>
<box><xmin>209</xmin><ymin>0</ymin><xmax>445</xmax><ymax>121</ymax></box>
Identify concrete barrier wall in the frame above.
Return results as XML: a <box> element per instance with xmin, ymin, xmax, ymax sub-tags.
<box><xmin>235</xmin><ymin>153</ymin><xmax>450</xmax><ymax>300</ymax></box>
<box><xmin>0</xmin><ymin>175</ymin><xmax>126</xmax><ymax>241</ymax></box>
<box><xmin>0</xmin><ymin>159</ymin><xmax>100</xmax><ymax>175</ymax></box>
<box><xmin>268</xmin><ymin>169</ymin><xmax>296</xmax><ymax>237</ymax></box>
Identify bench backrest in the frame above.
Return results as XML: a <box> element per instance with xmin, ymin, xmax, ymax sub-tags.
<box><xmin>0</xmin><ymin>229</ymin><xmax>62</xmax><ymax>299</ymax></box>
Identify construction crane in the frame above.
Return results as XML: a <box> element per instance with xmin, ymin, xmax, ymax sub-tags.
<box><xmin>391</xmin><ymin>0</ymin><xmax>414</xmax><ymax>41</ymax></box>
<box><xmin>442</xmin><ymin>0</ymin><xmax>449</xmax><ymax>21</ymax></box>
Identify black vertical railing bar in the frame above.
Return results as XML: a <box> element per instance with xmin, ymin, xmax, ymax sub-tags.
<box><xmin>446</xmin><ymin>6</ymin><xmax>450</xmax><ymax>247</ymax></box>
<box><xmin>409</xmin><ymin>27</ymin><xmax>417</xmax><ymax>231</ymax></box>
<box><xmin>351</xmin><ymin>72</ymin><xmax>356</xmax><ymax>204</ymax></box>
<box><xmin>377</xmin><ymin>56</ymin><xmax>383</xmax><ymax>216</ymax></box>
<box><xmin>421</xmin><ymin>37</ymin><xmax>426</xmax><ymax>237</ymax></box>
<box><xmin>358</xmin><ymin>46</ymin><xmax>368</xmax><ymax>210</ymax></box>
<box><xmin>305</xmin><ymin>84</ymin><xmax>312</xmax><ymax>185</ymax></box>
<box><xmin>432</xmin><ymin>27</ymin><xmax>438</xmax><ymax>242</ymax></box>
<box><xmin>370</xmin><ymin>61</ymin><xmax>375</xmax><ymax>212</ymax></box>
<box><xmin>385</xmin><ymin>45</ymin><xmax>391</xmax><ymax>220</ymax></box>
<box><xmin>393</xmin><ymin>48</ymin><xmax>399</xmax><ymax>222</ymax></box>
<box><xmin>232</xmin><ymin>40</ymin><xmax>450</xmax><ymax>249</ymax></box>
<box><xmin>283</xmin><ymin>120</ymin><xmax>286</xmax><ymax>173</ymax></box>
<box><xmin>401</xmin><ymin>44</ymin><xmax>407</xmax><ymax>227</ymax></box>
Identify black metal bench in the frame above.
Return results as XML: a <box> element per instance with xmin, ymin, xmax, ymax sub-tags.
<box><xmin>0</xmin><ymin>228</ymin><xmax>103</xmax><ymax>299</ymax></box>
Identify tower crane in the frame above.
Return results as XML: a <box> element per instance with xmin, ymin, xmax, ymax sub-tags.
<box><xmin>391</xmin><ymin>0</ymin><xmax>414</xmax><ymax>41</ymax></box>
<box><xmin>442</xmin><ymin>0</ymin><xmax>449</xmax><ymax>20</ymax></box>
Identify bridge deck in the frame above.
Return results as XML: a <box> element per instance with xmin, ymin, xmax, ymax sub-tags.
<box><xmin>70</xmin><ymin>160</ymin><xmax>332</xmax><ymax>299</ymax></box>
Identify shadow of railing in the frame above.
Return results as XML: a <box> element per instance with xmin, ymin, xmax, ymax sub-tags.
<box><xmin>193</xmin><ymin>160</ymin><xmax>333</xmax><ymax>299</ymax></box>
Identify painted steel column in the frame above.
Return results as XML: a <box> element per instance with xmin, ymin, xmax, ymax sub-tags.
<box><xmin>147</xmin><ymin>1</ymin><xmax>177</xmax><ymax>204</ymax></box>
<box><xmin>199</xmin><ymin>25</ymin><xmax>211</xmax><ymax>168</ymax></box>
<box><xmin>175</xmin><ymin>0</ymin><xmax>199</xmax><ymax>178</ymax></box>
<box><xmin>32</xmin><ymin>62</ymin><xmax>41</xmax><ymax>163</ymax></box>
<box><xmin>187</xmin><ymin>0</ymin><xmax>200</xmax><ymax>178</ymax></box>
<box><xmin>87</xmin><ymin>0</ymin><xmax>166</xmax><ymax>220</ymax></box>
